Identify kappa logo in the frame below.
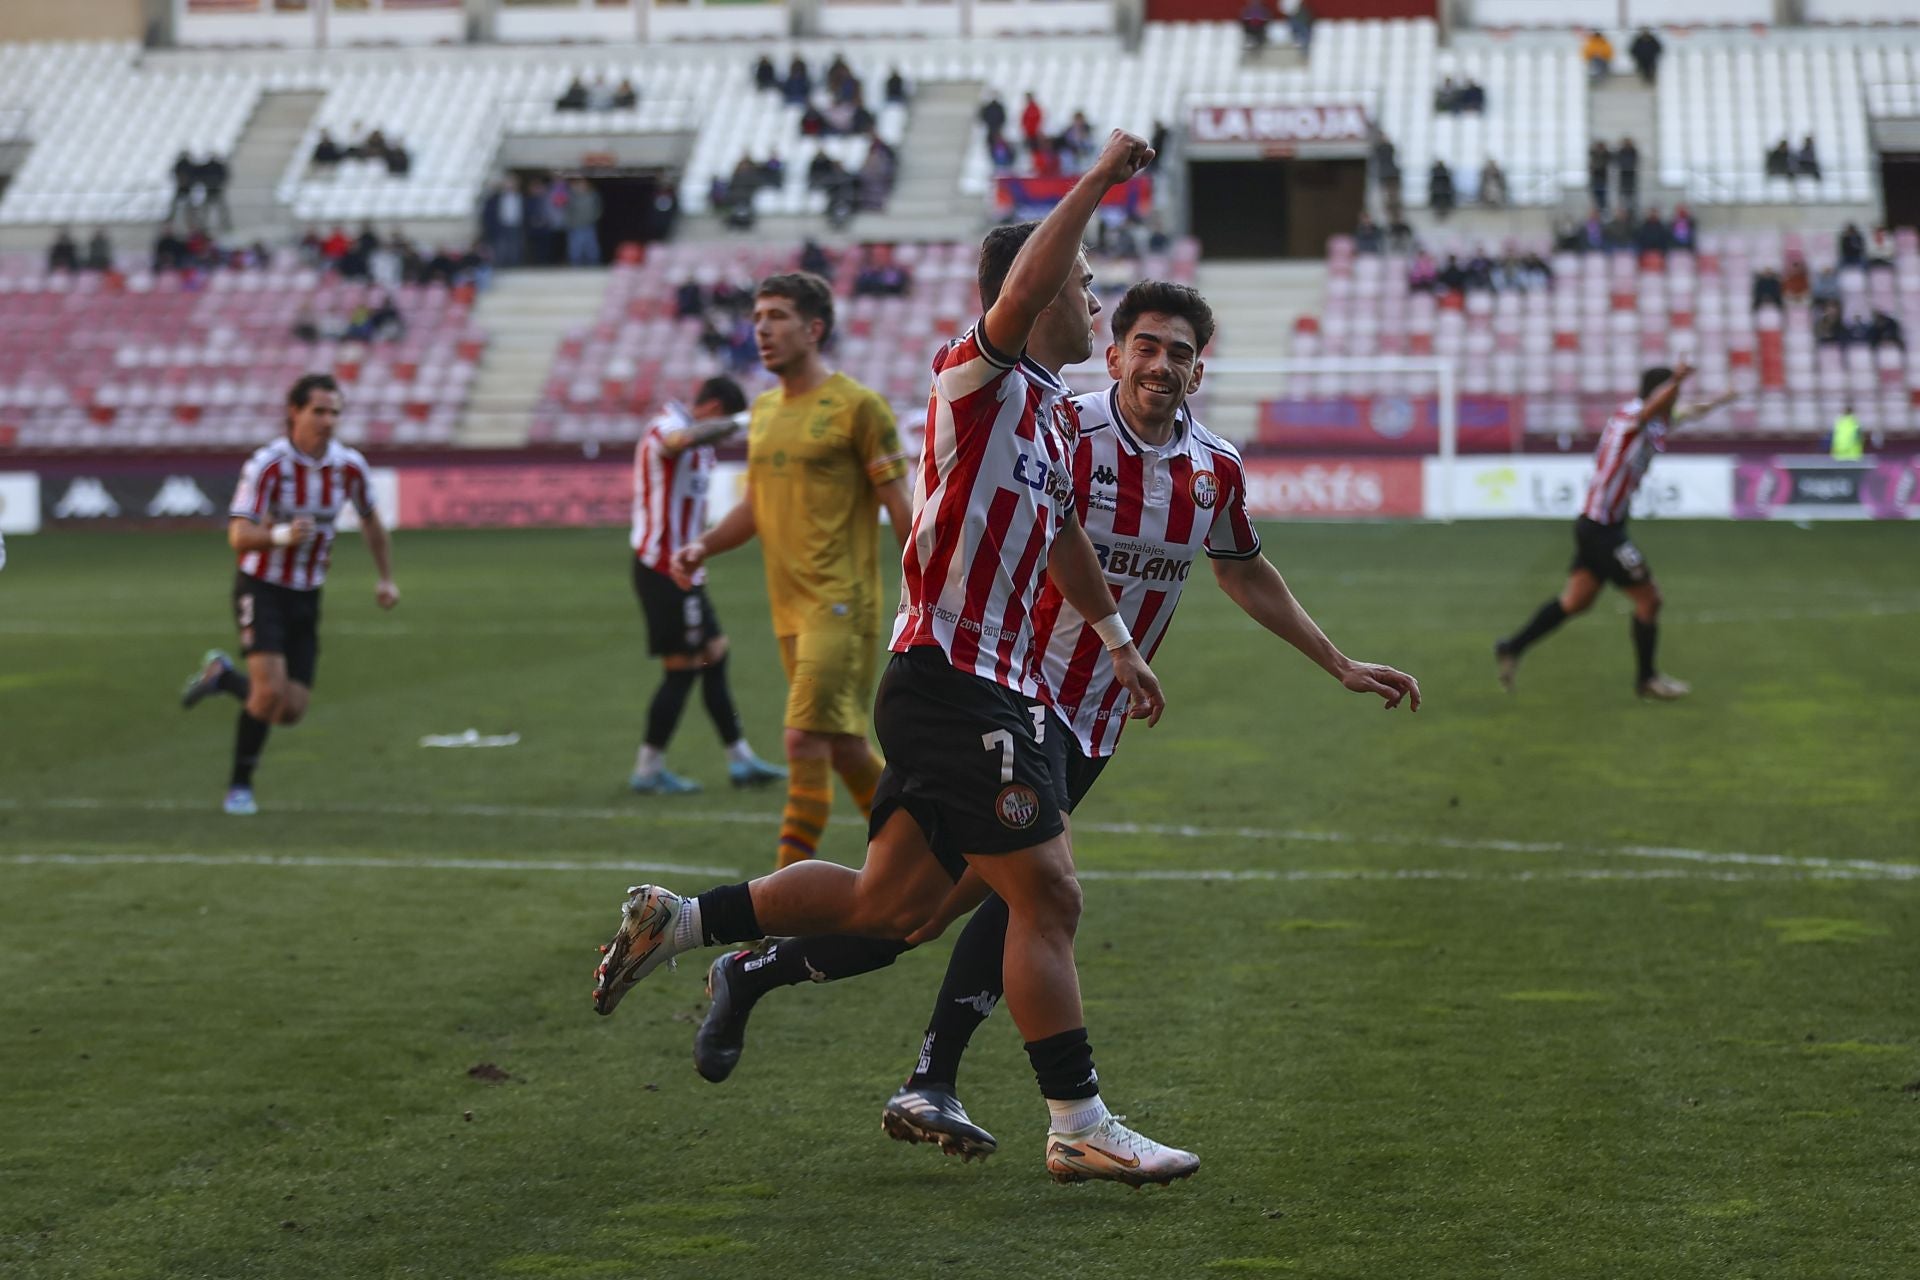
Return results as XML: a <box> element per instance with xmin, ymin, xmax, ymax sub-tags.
<box><xmin>1091</xmin><ymin>464</ymin><xmax>1118</xmax><ymax>487</ymax></box>
<box><xmin>147</xmin><ymin>476</ymin><xmax>215</xmax><ymax>518</ymax></box>
<box><xmin>53</xmin><ymin>477</ymin><xmax>120</xmax><ymax>519</ymax></box>
<box><xmin>995</xmin><ymin>783</ymin><xmax>1040</xmax><ymax>830</ymax></box>
<box><xmin>1190</xmin><ymin>469</ymin><xmax>1219</xmax><ymax>510</ymax></box>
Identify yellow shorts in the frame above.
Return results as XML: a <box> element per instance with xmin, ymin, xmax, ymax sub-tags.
<box><xmin>778</xmin><ymin>631</ymin><xmax>879</xmax><ymax>737</ymax></box>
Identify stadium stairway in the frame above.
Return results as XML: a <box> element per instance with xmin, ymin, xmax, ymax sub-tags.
<box><xmin>1585</xmin><ymin>75</ymin><xmax>1681</xmax><ymax>217</ymax></box>
<box><xmin>223</xmin><ymin>90</ymin><xmax>324</xmax><ymax>242</ymax></box>
<box><xmin>460</xmin><ymin>268</ymin><xmax>610</xmax><ymax>447</ymax></box>
<box><xmin>1194</xmin><ymin>259</ymin><xmax>1326</xmax><ymax>443</ymax></box>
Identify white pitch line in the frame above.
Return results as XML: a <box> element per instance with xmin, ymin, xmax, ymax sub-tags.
<box><xmin>12</xmin><ymin>795</ymin><xmax>1919</xmax><ymax>881</ymax></box>
<box><xmin>4</xmin><ymin>851</ymin><xmax>1913</xmax><ymax>883</ymax></box>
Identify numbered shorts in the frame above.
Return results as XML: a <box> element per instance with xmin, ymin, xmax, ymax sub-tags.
<box><xmin>232</xmin><ymin>571</ymin><xmax>321</xmax><ymax>687</ymax></box>
<box><xmin>1571</xmin><ymin>516</ymin><xmax>1652</xmax><ymax>588</ymax></box>
<box><xmin>869</xmin><ymin>645</ymin><xmax>1070</xmax><ymax>880</ymax></box>
<box><xmin>632</xmin><ymin>559</ymin><xmax>722</xmax><ymax>658</ymax></box>
<box><xmin>777</xmin><ymin>630</ymin><xmax>879</xmax><ymax>738</ymax></box>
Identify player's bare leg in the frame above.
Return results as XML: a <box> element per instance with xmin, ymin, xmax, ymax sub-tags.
<box><xmin>1624</xmin><ymin>579</ymin><xmax>1686</xmax><ymax>698</ymax></box>
<box><xmin>1495</xmin><ymin>570</ymin><xmax>1599</xmax><ymax>692</ymax></box>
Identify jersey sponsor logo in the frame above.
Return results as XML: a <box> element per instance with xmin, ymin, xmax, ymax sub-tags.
<box><xmin>1190</xmin><ymin>469</ymin><xmax>1219</xmax><ymax>510</ymax></box>
<box><xmin>52</xmin><ymin>477</ymin><xmax>120</xmax><ymax>519</ymax></box>
<box><xmin>995</xmin><ymin>783</ymin><xmax>1041</xmax><ymax>829</ymax></box>
<box><xmin>147</xmin><ymin>476</ymin><xmax>216</xmax><ymax>518</ymax></box>
<box><xmin>1091</xmin><ymin>464</ymin><xmax>1118</xmax><ymax>487</ymax></box>
<box><xmin>1094</xmin><ymin>539</ymin><xmax>1193</xmax><ymax>583</ymax></box>
<box><xmin>1013</xmin><ymin>452</ymin><xmax>1057</xmax><ymax>498</ymax></box>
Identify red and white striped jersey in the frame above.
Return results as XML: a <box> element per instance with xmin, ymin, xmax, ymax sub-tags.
<box><xmin>1582</xmin><ymin>397</ymin><xmax>1667</xmax><ymax>524</ymax></box>
<box><xmin>1032</xmin><ymin>387</ymin><xmax>1261</xmax><ymax>757</ymax></box>
<box><xmin>631</xmin><ymin>402</ymin><xmax>715</xmax><ymax>581</ymax></box>
<box><xmin>230</xmin><ymin>435</ymin><xmax>374</xmax><ymax>591</ymax></box>
<box><xmin>890</xmin><ymin>322</ymin><xmax>1080</xmax><ymax>698</ymax></box>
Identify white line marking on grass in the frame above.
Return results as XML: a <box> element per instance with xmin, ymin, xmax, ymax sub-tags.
<box><xmin>6</xmin><ymin>851</ymin><xmax>1915</xmax><ymax>883</ymax></box>
<box><xmin>14</xmin><ymin>796</ymin><xmax>1919</xmax><ymax>881</ymax></box>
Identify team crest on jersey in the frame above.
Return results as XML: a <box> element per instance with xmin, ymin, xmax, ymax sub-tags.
<box><xmin>1190</xmin><ymin>469</ymin><xmax>1219</xmax><ymax>510</ymax></box>
<box><xmin>995</xmin><ymin>783</ymin><xmax>1040</xmax><ymax>829</ymax></box>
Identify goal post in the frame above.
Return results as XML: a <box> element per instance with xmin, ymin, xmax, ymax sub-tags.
<box><xmin>1198</xmin><ymin>356</ymin><xmax>1461</xmax><ymax>523</ymax></box>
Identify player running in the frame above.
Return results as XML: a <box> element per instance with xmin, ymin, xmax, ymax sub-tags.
<box><xmin>593</xmin><ymin>132</ymin><xmax>1196</xmax><ymax>1187</ymax></box>
<box><xmin>178</xmin><ymin>373</ymin><xmax>397</xmax><ymax>814</ymax></box>
<box><xmin>671</xmin><ymin>273</ymin><xmax>912</xmax><ymax>866</ymax></box>
<box><xmin>1494</xmin><ymin>363</ymin><xmax>1733</xmax><ymax>699</ymax></box>
<box><xmin>627</xmin><ymin>375</ymin><xmax>784</xmax><ymax>795</ymax></box>
<box><xmin>687</xmin><ymin>280</ymin><xmax>1420</xmax><ymax>1161</ymax></box>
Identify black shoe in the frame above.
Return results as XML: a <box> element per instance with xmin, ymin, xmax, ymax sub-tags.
<box><xmin>880</xmin><ymin>1082</ymin><xmax>997</xmax><ymax>1161</ymax></box>
<box><xmin>693</xmin><ymin>949</ymin><xmax>763</xmax><ymax>1082</ymax></box>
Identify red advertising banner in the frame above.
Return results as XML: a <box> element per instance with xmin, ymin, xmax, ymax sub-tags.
<box><xmin>1257</xmin><ymin>395</ymin><xmax>1520</xmax><ymax>454</ymax></box>
<box><xmin>1188</xmin><ymin>103</ymin><xmax>1371</xmax><ymax>147</ymax></box>
<box><xmin>1240</xmin><ymin>457</ymin><xmax>1424</xmax><ymax>518</ymax></box>
<box><xmin>397</xmin><ymin>464</ymin><xmax>631</xmax><ymax>528</ymax></box>
<box><xmin>993</xmin><ymin>175</ymin><xmax>1152</xmax><ymax>220</ymax></box>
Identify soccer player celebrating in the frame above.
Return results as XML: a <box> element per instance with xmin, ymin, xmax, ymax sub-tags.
<box><xmin>627</xmin><ymin>375</ymin><xmax>784</xmax><ymax>795</ymax></box>
<box><xmin>179</xmin><ymin>374</ymin><xmax>397</xmax><ymax>814</ymax></box>
<box><xmin>671</xmin><ymin>273</ymin><xmax>912</xmax><ymax>866</ymax></box>
<box><xmin>1494</xmin><ymin>363</ymin><xmax>1732</xmax><ymax>699</ymax></box>
<box><xmin>687</xmin><ymin>281</ymin><xmax>1420</xmax><ymax>1162</ymax></box>
<box><xmin>595</xmin><ymin>132</ymin><xmax>1197</xmax><ymax>1186</ymax></box>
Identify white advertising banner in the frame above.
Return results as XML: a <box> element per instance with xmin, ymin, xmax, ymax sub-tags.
<box><xmin>0</xmin><ymin>473</ymin><xmax>41</xmax><ymax>534</ymax></box>
<box><xmin>1426</xmin><ymin>456</ymin><xmax>1736</xmax><ymax>520</ymax></box>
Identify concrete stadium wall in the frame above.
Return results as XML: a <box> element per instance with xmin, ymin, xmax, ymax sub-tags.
<box><xmin>0</xmin><ymin>0</ymin><xmax>148</xmax><ymax>42</ymax></box>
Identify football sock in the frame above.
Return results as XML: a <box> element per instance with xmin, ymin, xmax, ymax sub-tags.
<box><xmin>231</xmin><ymin>711</ymin><xmax>270</xmax><ymax>789</ymax></box>
<box><xmin>725</xmin><ymin>739</ymin><xmax>756</xmax><ymax>765</ymax></box>
<box><xmin>1505</xmin><ymin>598</ymin><xmax>1568</xmax><ymax>655</ymax></box>
<box><xmin>1047</xmin><ymin>1094</ymin><xmax>1111</xmax><ymax>1136</ymax></box>
<box><xmin>1026</xmin><ymin>1027</ymin><xmax>1101</xmax><ymax>1103</ymax></box>
<box><xmin>215</xmin><ymin>667</ymin><xmax>250</xmax><ymax>700</ymax></box>
<box><xmin>777</xmin><ymin>757</ymin><xmax>833</xmax><ymax>867</ymax></box>
<box><xmin>634</xmin><ymin>744</ymin><xmax>663</xmax><ymax>776</ymax></box>
<box><xmin>732</xmin><ymin>934</ymin><xmax>913</xmax><ymax>998</ymax></box>
<box><xmin>691</xmin><ymin>882</ymin><xmax>761</xmax><ymax>947</ymax></box>
<box><xmin>908</xmin><ymin>893</ymin><xmax>1010</xmax><ymax>1088</ymax></box>
<box><xmin>835</xmin><ymin>748</ymin><xmax>885</xmax><ymax>817</ymax></box>
<box><xmin>1632</xmin><ymin>617</ymin><xmax>1659</xmax><ymax>683</ymax></box>
<box><xmin>645</xmin><ymin>668</ymin><xmax>698</xmax><ymax>750</ymax></box>
<box><xmin>701</xmin><ymin>654</ymin><xmax>745</xmax><ymax>745</ymax></box>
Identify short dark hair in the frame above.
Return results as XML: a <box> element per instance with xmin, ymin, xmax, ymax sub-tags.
<box><xmin>1639</xmin><ymin>366</ymin><xmax>1674</xmax><ymax>401</ymax></box>
<box><xmin>1110</xmin><ymin>281</ymin><xmax>1216</xmax><ymax>354</ymax></box>
<box><xmin>977</xmin><ymin>220</ymin><xmax>1042</xmax><ymax>311</ymax></box>
<box><xmin>694</xmin><ymin>375</ymin><xmax>747</xmax><ymax>416</ymax></box>
<box><xmin>755</xmin><ymin>271</ymin><xmax>835</xmax><ymax>344</ymax></box>
<box><xmin>287</xmin><ymin>372</ymin><xmax>341</xmax><ymax>412</ymax></box>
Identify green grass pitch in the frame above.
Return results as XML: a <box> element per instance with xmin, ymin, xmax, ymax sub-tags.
<box><xmin>2</xmin><ymin>521</ymin><xmax>1916</xmax><ymax>1279</ymax></box>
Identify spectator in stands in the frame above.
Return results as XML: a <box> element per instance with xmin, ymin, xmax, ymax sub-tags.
<box><xmin>360</xmin><ymin>129</ymin><xmax>392</xmax><ymax>164</ymax></box>
<box><xmin>1373</xmin><ymin>131</ymin><xmax>1403</xmax><ymax>212</ymax></box>
<box><xmin>1752</xmin><ymin>268</ymin><xmax>1785</xmax><ymax>312</ymax></box>
<box><xmin>979</xmin><ymin>92</ymin><xmax>1008</xmax><ymax>140</ymax></box>
<box><xmin>1588</xmin><ymin>140</ymin><xmax>1611</xmax><ymax>212</ymax></box>
<box><xmin>1460</xmin><ymin>78</ymin><xmax>1486</xmax><ymax>112</ymax></box>
<box><xmin>1812</xmin><ymin>264</ymin><xmax>1841</xmax><ymax>306</ymax></box>
<box><xmin>1843</xmin><ymin>310</ymin><xmax>1874</xmax><ymax>347</ymax></box>
<box><xmin>313</xmin><ymin>129</ymin><xmax>343</xmax><ymax>168</ymax></box>
<box><xmin>1436</xmin><ymin>254</ymin><xmax>1467</xmax><ymax>295</ymax></box>
<box><xmin>587</xmin><ymin>76</ymin><xmax>615</xmax><ymax>112</ymax></box>
<box><xmin>1765</xmin><ymin>138</ymin><xmax>1792</xmax><ymax>178</ymax></box>
<box><xmin>1435</xmin><ymin>76</ymin><xmax>1462</xmax><ymax>114</ymax></box>
<box><xmin>1668</xmin><ymin>204</ymin><xmax>1695</xmax><ymax>251</ymax></box>
<box><xmin>858</xmin><ymin>133</ymin><xmax>898</xmax><ymax>209</ymax></box>
<box><xmin>1058</xmin><ymin>111</ymin><xmax>1095</xmax><ymax>172</ymax></box>
<box><xmin>1635</xmin><ymin>208</ymin><xmax>1669</xmax><ymax>255</ymax></box>
<box><xmin>1630</xmin><ymin>27</ymin><xmax>1663</xmax><ymax>85</ymax></box>
<box><xmin>1839</xmin><ymin>222</ymin><xmax>1867</xmax><ymax>267</ymax></box>
<box><xmin>1478</xmin><ymin>157</ymin><xmax>1508</xmax><ymax>208</ymax></box>
<box><xmin>202</xmin><ymin>154</ymin><xmax>231</xmax><ymax>231</ymax></box>
<box><xmin>1782</xmin><ymin>256</ymin><xmax>1810</xmax><ymax>302</ymax></box>
<box><xmin>1869</xmin><ymin>310</ymin><xmax>1904</xmax><ymax>351</ymax></box>
<box><xmin>47</xmin><ymin>228</ymin><xmax>79</xmax><ymax>273</ymax></box>
<box><xmin>800</xmin><ymin>104</ymin><xmax>828</xmax><ymax>137</ymax></box>
<box><xmin>1813</xmin><ymin>299</ymin><xmax>1844</xmax><ymax>344</ymax></box>
<box><xmin>826</xmin><ymin>53</ymin><xmax>858</xmax><ymax>104</ymax></box>
<box><xmin>1520</xmin><ymin>251</ymin><xmax>1554</xmax><ymax>289</ymax></box>
<box><xmin>320</xmin><ymin>225</ymin><xmax>351</xmax><ymax>262</ymax></box>
<box><xmin>482</xmin><ymin>178</ymin><xmax>524</xmax><ymax>269</ymax></box>
<box><xmin>849</xmin><ymin>93</ymin><xmax>877</xmax><ymax>138</ymax></box>
<box><xmin>1020</xmin><ymin>93</ymin><xmax>1045</xmax><ymax>147</ymax></box>
<box><xmin>85</xmin><ymin>228</ymin><xmax>112</xmax><ymax>272</ymax></box>
<box><xmin>1603</xmin><ymin>208</ymin><xmax>1634</xmax><ymax>254</ymax></box>
<box><xmin>1386</xmin><ymin>211</ymin><xmax>1413</xmax><ymax>253</ymax></box>
<box><xmin>754</xmin><ymin>54</ymin><xmax>779</xmax><ymax>93</ymax></box>
<box><xmin>1795</xmin><ymin>135</ymin><xmax>1821</xmax><ymax>181</ymax></box>
<box><xmin>613</xmin><ymin>78</ymin><xmax>639</xmax><ymax>110</ymax></box>
<box><xmin>885</xmin><ymin>67</ymin><xmax>909</xmax><ymax>105</ymax></box>
<box><xmin>152</xmin><ymin>226</ymin><xmax>189</xmax><ymax>273</ymax></box>
<box><xmin>1407</xmin><ymin>247</ymin><xmax>1437</xmax><ymax>293</ymax></box>
<box><xmin>1868</xmin><ymin>227</ymin><xmax>1896</xmax><ymax>269</ymax></box>
<box><xmin>169</xmin><ymin>151</ymin><xmax>197</xmax><ymax>225</ymax></box>
<box><xmin>1581</xmin><ymin>207</ymin><xmax>1605</xmax><ymax>253</ymax></box>
<box><xmin>1615</xmin><ymin>137</ymin><xmax>1639</xmax><ymax>212</ymax></box>
<box><xmin>1289</xmin><ymin>0</ymin><xmax>1314</xmax><ymax>54</ymax></box>
<box><xmin>1354</xmin><ymin>211</ymin><xmax>1384</xmax><ymax>253</ymax></box>
<box><xmin>799</xmin><ymin>238</ymin><xmax>832</xmax><ymax>278</ymax></box>
<box><xmin>1241</xmin><ymin>0</ymin><xmax>1270</xmax><ymax>53</ymax></box>
<box><xmin>987</xmin><ymin>131</ymin><xmax>1016</xmax><ymax>173</ymax></box>
<box><xmin>1583</xmin><ymin>30</ymin><xmax>1613</xmax><ymax>82</ymax></box>
<box><xmin>675</xmin><ymin>278</ymin><xmax>705</xmax><ymax>320</ymax></box>
<box><xmin>1553</xmin><ymin>216</ymin><xmax>1583</xmax><ymax>253</ymax></box>
<box><xmin>1030</xmin><ymin>135</ymin><xmax>1062</xmax><ymax>178</ymax></box>
<box><xmin>853</xmin><ymin>245</ymin><xmax>912</xmax><ymax>297</ymax></box>
<box><xmin>782</xmin><ymin>58</ymin><xmax>812</xmax><ymax>107</ymax></box>
<box><xmin>519</xmin><ymin>178</ymin><xmax>554</xmax><ymax>265</ymax></box>
<box><xmin>1428</xmin><ymin>159</ymin><xmax>1455</xmax><ymax>219</ymax></box>
<box><xmin>557</xmin><ymin>76</ymin><xmax>589</xmax><ymax>112</ymax></box>
<box><xmin>384</xmin><ymin>139</ymin><xmax>411</xmax><ymax>178</ymax></box>
<box><xmin>1464</xmin><ymin>248</ymin><xmax>1495</xmax><ymax>292</ymax></box>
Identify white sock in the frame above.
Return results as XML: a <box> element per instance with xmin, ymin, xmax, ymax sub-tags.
<box><xmin>671</xmin><ymin>893</ymin><xmax>702</xmax><ymax>953</ymax></box>
<box><xmin>725</xmin><ymin>739</ymin><xmax>755</xmax><ymax>765</ymax></box>
<box><xmin>1047</xmin><ymin>1094</ymin><xmax>1110</xmax><ymax>1135</ymax></box>
<box><xmin>635</xmin><ymin>744</ymin><xmax>663</xmax><ymax>776</ymax></box>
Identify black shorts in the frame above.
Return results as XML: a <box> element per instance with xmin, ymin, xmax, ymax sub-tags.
<box><xmin>233</xmin><ymin>571</ymin><xmax>320</xmax><ymax>687</ymax></box>
<box><xmin>1061</xmin><ymin>734</ymin><xmax>1109</xmax><ymax>813</ymax></box>
<box><xmin>869</xmin><ymin>646</ymin><xmax>1069</xmax><ymax>880</ymax></box>
<box><xmin>632</xmin><ymin>559</ymin><xmax>722</xmax><ymax>658</ymax></box>
<box><xmin>1571</xmin><ymin>516</ymin><xmax>1651</xmax><ymax>588</ymax></box>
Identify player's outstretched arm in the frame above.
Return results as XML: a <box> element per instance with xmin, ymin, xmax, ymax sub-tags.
<box><xmin>659</xmin><ymin>410</ymin><xmax>751</xmax><ymax>459</ymax></box>
<box><xmin>980</xmin><ymin>129</ymin><xmax>1153</xmax><ymax>360</ymax></box>
<box><xmin>1045</xmin><ymin>516</ymin><xmax>1164</xmax><ymax>726</ymax></box>
<box><xmin>1672</xmin><ymin>389</ymin><xmax>1737</xmax><ymax>427</ymax></box>
<box><xmin>671</xmin><ymin>487</ymin><xmax>757</xmax><ymax>588</ymax></box>
<box><xmin>360</xmin><ymin>508</ymin><xmax>399</xmax><ymax>609</ymax></box>
<box><xmin>1212</xmin><ymin>554</ymin><xmax>1419</xmax><ymax>712</ymax></box>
